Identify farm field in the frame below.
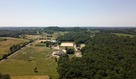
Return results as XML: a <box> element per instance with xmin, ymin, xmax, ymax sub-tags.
<box><xmin>11</xmin><ymin>76</ymin><xmax>49</xmax><ymax>79</ymax></box>
<box><xmin>25</xmin><ymin>35</ymin><xmax>42</xmax><ymax>39</ymax></box>
<box><xmin>114</xmin><ymin>33</ymin><xmax>134</xmax><ymax>37</ymax></box>
<box><xmin>52</xmin><ymin>32</ymin><xmax>66</xmax><ymax>39</ymax></box>
<box><xmin>0</xmin><ymin>37</ymin><xmax>29</xmax><ymax>59</ymax></box>
<box><xmin>0</xmin><ymin>40</ymin><xmax>58</xmax><ymax>79</ymax></box>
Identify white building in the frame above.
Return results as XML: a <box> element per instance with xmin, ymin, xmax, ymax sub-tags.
<box><xmin>60</xmin><ymin>42</ymin><xmax>74</xmax><ymax>47</ymax></box>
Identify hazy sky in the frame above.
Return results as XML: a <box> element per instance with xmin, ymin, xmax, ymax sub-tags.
<box><xmin>0</xmin><ymin>0</ymin><xmax>136</xmax><ymax>26</ymax></box>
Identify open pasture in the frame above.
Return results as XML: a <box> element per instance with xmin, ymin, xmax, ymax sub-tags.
<box><xmin>0</xmin><ymin>41</ymin><xmax>58</xmax><ymax>79</ymax></box>
<box><xmin>11</xmin><ymin>76</ymin><xmax>49</xmax><ymax>79</ymax></box>
<box><xmin>114</xmin><ymin>33</ymin><xmax>134</xmax><ymax>37</ymax></box>
<box><xmin>25</xmin><ymin>35</ymin><xmax>42</xmax><ymax>39</ymax></box>
<box><xmin>0</xmin><ymin>37</ymin><xmax>28</xmax><ymax>59</ymax></box>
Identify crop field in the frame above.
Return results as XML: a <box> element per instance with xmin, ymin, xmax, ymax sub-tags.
<box><xmin>0</xmin><ymin>37</ymin><xmax>29</xmax><ymax>59</ymax></box>
<box><xmin>0</xmin><ymin>41</ymin><xmax>58</xmax><ymax>79</ymax></box>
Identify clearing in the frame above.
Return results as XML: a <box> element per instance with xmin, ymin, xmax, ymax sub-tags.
<box><xmin>114</xmin><ymin>33</ymin><xmax>134</xmax><ymax>37</ymax></box>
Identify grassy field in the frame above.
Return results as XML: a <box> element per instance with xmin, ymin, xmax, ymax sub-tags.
<box><xmin>0</xmin><ymin>37</ymin><xmax>29</xmax><ymax>59</ymax></box>
<box><xmin>11</xmin><ymin>76</ymin><xmax>49</xmax><ymax>79</ymax></box>
<box><xmin>42</xmin><ymin>32</ymin><xmax>66</xmax><ymax>40</ymax></box>
<box><xmin>52</xmin><ymin>32</ymin><xmax>66</xmax><ymax>39</ymax></box>
<box><xmin>35</xmin><ymin>43</ymin><xmax>45</xmax><ymax>47</ymax></box>
<box><xmin>0</xmin><ymin>38</ymin><xmax>6</xmax><ymax>41</ymax></box>
<box><xmin>59</xmin><ymin>46</ymin><xmax>74</xmax><ymax>50</ymax></box>
<box><xmin>25</xmin><ymin>35</ymin><xmax>42</xmax><ymax>39</ymax></box>
<box><xmin>0</xmin><ymin>41</ymin><xmax>58</xmax><ymax>79</ymax></box>
<box><xmin>114</xmin><ymin>33</ymin><xmax>134</xmax><ymax>37</ymax></box>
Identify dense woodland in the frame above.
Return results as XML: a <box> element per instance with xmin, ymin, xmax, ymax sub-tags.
<box><xmin>43</xmin><ymin>27</ymin><xmax>87</xmax><ymax>34</ymax></box>
<box><xmin>57</xmin><ymin>31</ymin><xmax>90</xmax><ymax>44</ymax></box>
<box><xmin>97</xmin><ymin>27</ymin><xmax>136</xmax><ymax>35</ymax></box>
<box><xmin>0</xmin><ymin>30</ymin><xmax>37</xmax><ymax>38</ymax></box>
<box><xmin>58</xmin><ymin>32</ymin><xmax>136</xmax><ymax>79</ymax></box>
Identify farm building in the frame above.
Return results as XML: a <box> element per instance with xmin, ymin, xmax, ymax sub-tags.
<box><xmin>52</xmin><ymin>50</ymin><xmax>65</xmax><ymax>58</ymax></box>
<box><xmin>74</xmin><ymin>50</ymin><xmax>82</xmax><ymax>57</ymax></box>
<box><xmin>51</xmin><ymin>40</ymin><xmax>57</xmax><ymax>43</ymax></box>
<box><xmin>60</xmin><ymin>42</ymin><xmax>74</xmax><ymax>47</ymax></box>
<box><xmin>80</xmin><ymin>44</ymin><xmax>86</xmax><ymax>49</ymax></box>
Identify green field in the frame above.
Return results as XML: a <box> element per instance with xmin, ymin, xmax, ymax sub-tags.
<box><xmin>0</xmin><ymin>37</ymin><xmax>29</xmax><ymax>59</ymax></box>
<box><xmin>0</xmin><ymin>41</ymin><xmax>58</xmax><ymax>79</ymax></box>
<box><xmin>41</xmin><ymin>32</ymin><xmax>66</xmax><ymax>40</ymax></box>
<box><xmin>0</xmin><ymin>38</ymin><xmax>6</xmax><ymax>41</ymax></box>
<box><xmin>59</xmin><ymin>46</ymin><xmax>74</xmax><ymax>50</ymax></box>
<box><xmin>25</xmin><ymin>35</ymin><xmax>42</xmax><ymax>40</ymax></box>
<box><xmin>114</xmin><ymin>33</ymin><xmax>134</xmax><ymax>37</ymax></box>
<box><xmin>52</xmin><ymin>32</ymin><xmax>66</xmax><ymax>39</ymax></box>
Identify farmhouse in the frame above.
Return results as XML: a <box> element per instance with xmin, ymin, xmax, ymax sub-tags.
<box><xmin>60</xmin><ymin>42</ymin><xmax>74</xmax><ymax>47</ymax></box>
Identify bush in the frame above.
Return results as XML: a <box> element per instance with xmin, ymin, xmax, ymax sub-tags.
<box><xmin>0</xmin><ymin>73</ymin><xmax>11</xmax><ymax>79</ymax></box>
<box><xmin>66</xmin><ymin>49</ymin><xmax>74</xmax><ymax>54</ymax></box>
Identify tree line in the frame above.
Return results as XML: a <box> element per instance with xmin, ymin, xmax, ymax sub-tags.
<box><xmin>43</xmin><ymin>27</ymin><xmax>87</xmax><ymax>34</ymax></box>
<box><xmin>0</xmin><ymin>29</ymin><xmax>37</xmax><ymax>38</ymax></box>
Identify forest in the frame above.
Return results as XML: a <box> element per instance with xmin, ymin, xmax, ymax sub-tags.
<box><xmin>57</xmin><ymin>31</ymin><xmax>90</xmax><ymax>44</ymax></box>
<box><xmin>58</xmin><ymin>32</ymin><xmax>136</xmax><ymax>79</ymax></box>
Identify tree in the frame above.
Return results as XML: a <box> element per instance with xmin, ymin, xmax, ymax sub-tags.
<box><xmin>66</xmin><ymin>49</ymin><xmax>74</xmax><ymax>54</ymax></box>
<box><xmin>0</xmin><ymin>73</ymin><xmax>11</xmax><ymax>79</ymax></box>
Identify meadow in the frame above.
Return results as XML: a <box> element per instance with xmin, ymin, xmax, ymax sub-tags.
<box><xmin>114</xmin><ymin>33</ymin><xmax>134</xmax><ymax>37</ymax></box>
<box><xmin>0</xmin><ymin>37</ymin><xmax>29</xmax><ymax>59</ymax></box>
<box><xmin>0</xmin><ymin>40</ymin><xmax>58</xmax><ymax>79</ymax></box>
<box><xmin>25</xmin><ymin>35</ymin><xmax>42</xmax><ymax>39</ymax></box>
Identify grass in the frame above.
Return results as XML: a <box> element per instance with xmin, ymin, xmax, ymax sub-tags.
<box><xmin>114</xmin><ymin>33</ymin><xmax>134</xmax><ymax>37</ymax></box>
<box><xmin>11</xmin><ymin>76</ymin><xmax>49</xmax><ymax>79</ymax></box>
<box><xmin>25</xmin><ymin>35</ymin><xmax>42</xmax><ymax>40</ymax></box>
<box><xmin>42</xmin><ymin>32</ymin><xmax>66</xmax><ymax>40</ymax></box>
<box><xmin>59</xmin><ymin>46</ymin><xmax>74</xmax><ymax>50</ymax></box>
<box><xmin>35</xmin><ymin>43</ymin><xmax>45</xmax><ymax>47</ymax></box>
<box><xmin>0</xmin><ymin>38</ymin><xmax>6</xmax><ymax>41</ymax></box>
<box><xmin>52</xmin><ymin>32</ymin><xmax>66</xmax><ymax>39</ymax></box>
<box><xmin>0</xmin><ymin>37</ymin><xmax>29</xmax><ymax>59</ymax></box>
<box><xmin>0</xmin><ymin>41</ymin><xmax>58</xmax><ymax>79</ymax></box>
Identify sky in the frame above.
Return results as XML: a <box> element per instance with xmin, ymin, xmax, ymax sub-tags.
<box><xmin>0</xmin><ymin>0</ymin><xmax>136</xmax><ymax>27</ymax></box>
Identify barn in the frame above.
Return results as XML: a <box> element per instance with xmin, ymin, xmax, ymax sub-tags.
<box><xmin>60</xmin><ymin>42</ymin><xmax>74</xmax><ymax>47</ymax></box>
